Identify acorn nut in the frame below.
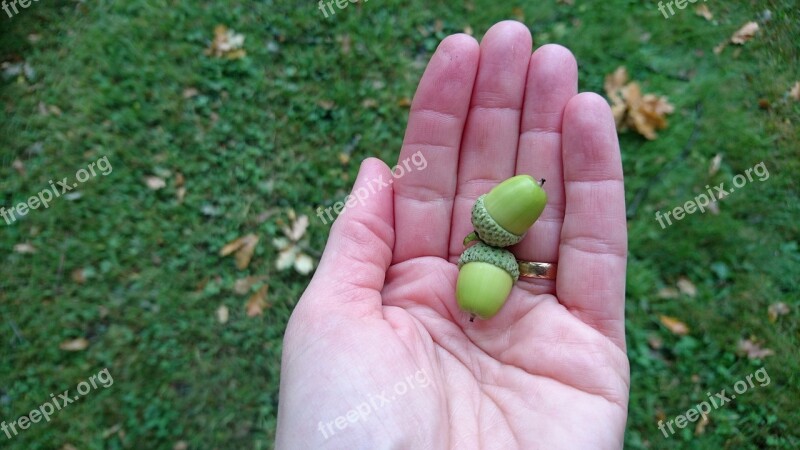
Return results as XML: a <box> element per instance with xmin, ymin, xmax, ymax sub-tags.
<box><xmin>456</xmin><ymin>242</ymin><xmax>520</xmax><ymax>320</ymax></box>
<box><xmin>471</xmin><ymin>175</ymin><xmax>547</xmax><ymax>248</ymax></box>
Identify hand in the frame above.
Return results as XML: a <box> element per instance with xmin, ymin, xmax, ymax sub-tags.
<box><xmin>276</xmin><ymin>21</ymin><xmax>629</xmax><ymax>450</ymax></box>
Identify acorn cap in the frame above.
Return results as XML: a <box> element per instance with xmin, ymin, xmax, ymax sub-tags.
<box><xmin>471</xmin><ymin>175</ymin><xmax>547</xmax><ymax>247</ymax></box>
<box><xmin>457</xmin><ymin>242</ymin><xmax>519</xmax><ymax>282</ymax></box>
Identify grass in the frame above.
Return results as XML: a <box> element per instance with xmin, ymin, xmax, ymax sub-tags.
<box><xmin>1</xmin><ymin>0</ymin><xmax>797</xmax><ymax>448</ymax></box>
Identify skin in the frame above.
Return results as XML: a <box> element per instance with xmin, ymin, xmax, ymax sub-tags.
<box><xmin>276</xmin><ymin>21</ymin><xmax>629</xmax><ymax>449</ymax></box>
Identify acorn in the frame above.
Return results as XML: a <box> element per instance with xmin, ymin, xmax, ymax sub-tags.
<box><xmin>456</xmin><ymin>242</ymin><xmax>520</xmax><ymax>320</ymax></box>
<box><xmin>470</xmin><ymin>175</ymin><xmax>547</xmax><ymax>248</ymax></box>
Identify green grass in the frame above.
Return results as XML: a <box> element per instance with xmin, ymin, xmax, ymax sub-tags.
<box><xmin>1</xmin><ymin>0</ymin><xmax>798</xmax><ymax>448</ymax></box>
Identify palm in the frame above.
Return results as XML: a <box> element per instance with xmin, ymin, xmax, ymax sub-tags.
<box><xmin>278</xmin><ymin>22</ymin><xmax>629</xmax><ymax>450</ymax></box>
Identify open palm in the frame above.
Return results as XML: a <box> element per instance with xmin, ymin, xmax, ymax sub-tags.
<box><xmin>276</xmin><ymin>21</ymin><xmax>629</xmax><ymax>450</ymax></box>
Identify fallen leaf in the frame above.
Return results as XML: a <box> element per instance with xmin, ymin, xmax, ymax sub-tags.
<box><xmin>294</xmin><ymin>253</ymin><xmax>315</xmax><ymax>275</ymax></box>
<box><xmin>246</xmin><ymin>285</ymin><xmax>269</xmax><ymax>317</ymax></box>
<box><xmin>144</xmin><ymin>176</ymin><xmax>166</xmax><ymax>190</ymax></box>
<box><xmin>397</xmin><ymin>97</ymin><xmax>412</xmax><ymax>107</ymax></box>
<box><xmin>657</xmin><ymin>287</ymin><xmax>680</xmax><ymax>299</ymax></box>
<box><xmin>677</xmin><ymin>277</ymin><xmax>697</xmax><ymax>297</ymax></box>
<box><xmin>283</xmin><ymin>214</ymin><xmax>309</xmax><ymax>241</ymax></box>
<box><xmin>695</xmin><ymin>4</ymin><xmax>713</xmax><ymax>21</ymax></box>
<box><xmin>737</xmin><ymin>338</ymin><xmax>774</xmax><ymax>359</ymax></box>
<box><xmin>695</xmin><ymin>414</ymin><xmax>709</xmax><ymax>435</ymax></box>
<box><xmin>233</xmin><ymin>275</ymin><xmax>268</xmax><ymax>295</ymax></box>
<box><xmin>176</xmin><ymin>187</ymin><xmax>186</xmax><ymax>203</ymax></box>
<box><xmin>62</xmin><ymin>445</ymin><xmax>78</xmax><ymax>450</ymax></box>
<box><xmin>708</xmin><ymin>153</ymin><xmax>723</xmax><ymax>176</ymax></box>
<box><xmin>182</xmin><ymin>88</ymin><xmax>199</xmax><ymax>99</ymax></box>
<box><xmin>788</xmin><ymin>81</ymin><xmax>800</xmax><ymax>101</ymax></box>
<box><xmin>317</xmin><ymin>100</ymin><xmax>335</xmax><ymax>110</ymax></box>
<box><xmin>219</xmin><ymin>233</ymin><xmax>260</xmax><ymax>270</ymax></box>
<box><xmin>647</xmin><ymin>335</ymin><xmax>663</xmax><ymax>350</ymax></box>
<box><xmin>72</xmin><ymin>268</ymin><xmax>87</xmax><ymax>284</ymax></box>
<box><xmin>659</xmin><ymin>315</ymin><xmax>690</xmax><ymax>336</ymax></box>
<box><xmin>216</xmin><ymin>305</ymin><xmax>229</xmax><ymax>324</ymax></box>
<box><xmin>13</xmin><ymin>243</ymin><xmax>37</xmax><ymax>254</ymax></box>
<box><xmin>767</xmin><ymin>302</ymin><xmax>790</xmax><ymax>322</ymax></box>
<box><xmin>205</xmin><ymin>25</ymin><xmax>246</xmax><ymax>59</ymax></box>
<box><xmin>604</xmin><ymin>67</ymin><xmax>674</xmax><ymax>140</ymax></box>
<box><xmin>713</xmin><ymin>41</ymin><xmax>727</xmax><ymax>55</ymax></box>
<box><xmin>12</xmin><ymin>158</ymin><xmax>25</xmax><ymax>175</ymax></box>
<box><xmin>173</xmin><ymin>442</ymin><xmax>189</xmax><ymax>450</ymax></box>
<box><xmin>59</xmin><ymin>338</ymin><xmax>89</xmax><ymax>351</ymax></box>
<box><xmin>730</xmin><ymin>21</ymin><xmax>759</xmax><ymax>45</ymax></box>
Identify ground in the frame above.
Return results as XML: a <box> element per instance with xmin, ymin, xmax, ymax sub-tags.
<box><xmin>0</xmin><ymin>0</ymin><xmax>798</xmax><ymax>448</ymax></box>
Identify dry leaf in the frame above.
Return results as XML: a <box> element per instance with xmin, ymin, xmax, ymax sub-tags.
<box><xmin>205</xmin><ymin>25</ymin><xmax>246</xmax><ymax>59</ymax></box>
<box><xmin>216</xmin><ymin>305</ymin><xmax>229</xmax><ymax>324</ymax></box>
<box><xmin>604</xmin><ymin>67</ymin><xmax>674</xmax><ymax>140</ymax></box>
<box><xmin>219</xmin><ymin>233</ymin><xmax>260</xmax><ymax>270</ymax></box>
<box><xmin>397</xmin><ymin>97</ymin><xmax>412</xmax><ymax>107</ymax></box>
<box><xmin>72</xmin><ymin>268</ymin><xmax>87</xmax><ymax>284</ymax></box>
<box><xmin>659</xmin><ymin>315</ymin><xmax>690</xmax><ymax>336</ymax></box>
<box><xmin>145</xmin><ymin>176</ymin><xmax>166</xmax><ymax>190</ymax></box>
<box><xmin>768</xmin><ymin>302</ymin><xmax>790</xmax><ymax>322</ymax></box>
<box><xmin>677</xmin><ymin>277</ymin><xmax>697</xmax><ymax>297</ymax></box>
<box><xmin>788</xmin><ymin>81</ymin><xmax>800</xmax><ymax>101</ymax></box>
<box><xmin>182</xmin><ymin>88</ymin><xmax>199</xmax><ymax>99</ymax></box>
<box><xmin>294</xmin><ymin>253</ymin><xmax>315</xmax><ymax>275</ymax></box>
<box><xmin>12</xmin><ymin>158</ymin><xmax>25</xmax><ymax>175</ymax></box>
<box><xmin>648</xmin><ymin>335</ymin><xmax>663</xmax><ymax>350</ymax></box>
<box><xmin>173</xmin><ymin>442</ymin><xmax>189</xmax><ymax>450</ymax></box>
<box><xmin>283</xmin><ymin>215</ymin><xmax>309</xmax><ymax>241</ymax></box>
<box><xmin>713</xmin><ymin>41</ymin><xmax>727</xmax><ymax>55</ymax></box>
<box><xmin>233</xmin><ymin>275</ymin><xmax>268</xmax><ymax>295</ymax></box>
<box><xmin>657</xmin><ymin>287</ymin><xmax>680</xmax><ymax>299</ymax></box>
<box><xmin>731</xmin><ymin>21</ymin><xmax>758</xmax><ymax>44</ymax></box>
<box><xmin>13</xmin><ymin>243</ymin><xmax>37</xmax><ymax>254</ymax></box>
<box><xmin>59</xmin><ymin>338</ymin><xmax>89</xmax><ymax>351</ymax></box>
<box><xmin>737</xmin><ymin>338</ymin><xmax>774</xmax><ymax>359</ymax></box>
<box><xmin>695</xmin><ymin>4</ymin><xmax>713</xmax><ymax>21</ymax></box>
<box><xmin>695</xmin><ymin>414</ymin><xmax>710</xmax><ymax>435</ymax></box>
<box><xmin>246</xmin><ymin>285</ymin><xmax>269</xmax><ymax>317</ymax></box>
<box><xmin>708</xmin><ymin>153</ymin><xmax>723</xmax><ymax>176</ymax></box>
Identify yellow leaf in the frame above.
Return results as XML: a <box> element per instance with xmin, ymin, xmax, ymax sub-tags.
<box><xmin>246</xmin><ymin>285</ymin><xmax>269</xmax><ymax>317</ymax></box>
<box><xmin>659</xmin><ymin>315</ymin><xmax>690</xmax><ymax>336</ymax></box>
<box><xmin>205</xmin><ymin>25</ymin><xmax>246</xmax><ymax>59</ymax></box>
<box><xmin>59</xmin><ymin>338</ymin><xmax>89</xmax><ymax>351</ymax></box>
<box><xmin>730</xmin><ymin>21</ymin><xmax>758</xmax><ymax>45</ymax></box>
<box><xmin>603</xmin><ymin>67</ymin><xmax>674</xmax><ymax>140</ymax></box>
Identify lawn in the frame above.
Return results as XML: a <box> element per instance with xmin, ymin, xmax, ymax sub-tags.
<box><xmin>1</xmin><ymin>0</ymin><xmax>798</xmax><ymax>448</ymax></box>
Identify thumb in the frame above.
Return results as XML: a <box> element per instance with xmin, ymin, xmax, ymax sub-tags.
<box><xmin>304</xmin><ymin>158</ymin><xmax>395</xmax><ymax>311</ymax></box>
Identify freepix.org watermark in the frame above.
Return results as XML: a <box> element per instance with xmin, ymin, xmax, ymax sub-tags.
<box><xmin>1</xmin><ymin>155</ymin><xmax>112</xmax><ymax>226</ymax></box>
<box><xmin>655</xmin><ymin>161</ymin><xmax>768</xmax><ymax>229</ymax></box>
<box><xmin>2</xmin><ymin>368</ymin><xmax>114</xmax><ymax>440</ymax></box>
<box><xmin>317</xmin><ymin>368</ymin><xmax>432</xmax><ymax>440</ymax></box>
<box><xmin>657</xmin><ymin>367</ymin><xmax>770</xmax><ymax>438</ymax></box>
<box><xmin>316</xmin><ymin>151</ymin><xmax>428</xmax><ymax>225</ymax></box>
<box><xmin>317</xmin><ymin>0</ymin><xmax>369</xmax><ymax>18</ymax></box>
<box><xmin>2</xmin><ymin>0</ymin><xmax>40</xmax><ymax>20</ymax></box>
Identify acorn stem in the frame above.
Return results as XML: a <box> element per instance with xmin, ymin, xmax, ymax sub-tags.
<box><xmin>539</xmin><ymin>178</ymin><xmax>546</xmax><ymax>187</ymax></box>
<box><xmin>469</xmin><ymin>314</ymin><xmax>476</xmax><ymax>322</ymax></box>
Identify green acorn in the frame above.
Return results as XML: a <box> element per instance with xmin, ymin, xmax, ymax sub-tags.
<box><xmin>456</xmin><ymin>242</ymin><xmax>520</xmax><ymax>320</ymax></box>
<box><xmin>471</xmin><ymin>175</ymin><xmax>547</xmax><ymax>247</ymax></box>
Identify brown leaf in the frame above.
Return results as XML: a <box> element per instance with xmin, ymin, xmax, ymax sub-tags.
<box><xmin>695</xmin><ymin>4</ymin><xmax>713</xmax><ymax>21</ymax></box>
<box><xmin>737</xmin><ymin>338</ymin><xmax>774</xmax><ymax>359</ymax></box>
<box><xmin>246</xmin><ymin>285</ymin><xmax>269</xmax><ymax>317</ymax></box>
<box><xmin>144</xmin><ymin>176</ymin><xmax>166</xmax><ymax>190</ymax></box>
<box><xmin>659</xmin><ymin>315</ymin><xmax>690</xmax><ymax>336</ymax></box>
<box><xmin>397</xmin><ymin>97</ymin><xmax>412</xmax><ymax>107</ymax></box>
<box><xmin>768</xmin><ymin>302</ymin><xmax>790</xmax><ymax>322</ymax></box>
<box><xmin>12</xmin><ymin>158</ymin><xmax>25</xmax><ymax>175</ymax></box>
<box><xmin>282</xmin><ymin>215</ymin><xmax>309</xmax><ymax>242</ymax></box>
<box><xmin>730</xmin><ymin>21</ymin><xmax>759</xmax><ymax>44</ymax></box>
<box><xmin>695</xmin><ymin>414</ymin><xmax>709</xmax><ymax>435</ymax></box>
<box><xmin>219</xmin><ymin>233</ymin><xmax>260</xmax><ymax>270</ymax></box>
<box><xmin>59</xmin><ymin>338</ymin><xmax>89</xmax><ymax>351</ymax></box>
<box><xmin>677</xmin><ymin>277</ymin><xmax>697</xmax><ymax>297</ymax></box>
<box><xmin>604</xmin><ymin>67</ymin><xmax>674</xmax><ymax>140</ymax></box>
<box><xmin>71</xmin><ymin>268</ymin><xmax>87</xmax><ymax>284</ymax></box>
<box><xmin>182</xmin><ymin>88</ymin><xmax>199</xmax><ymax>99</ymax></box>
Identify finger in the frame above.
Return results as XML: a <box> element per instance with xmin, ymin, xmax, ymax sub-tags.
<box><xmin>558</xmin><ymin>93</ymin><xmax>628</xmax><ymax>348</ymax></box>
<box><xmin>302</xmin><ymin>158</ymin><xmax>395</xmax><ymax>315</ymax></box>
<box><xmin>449</xmin><ymin>21</ymin><xmax>532</xmax><ymax>262</ymax></box>
<box><xmin>513</xmin><ymin>44</ymin><xmax>577</xmax><ymax>266</ymax></box>
<box><xmin>393</xmin><ymin>34</ymin><xmax>480</xmax><ymax>264</ymax></box>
